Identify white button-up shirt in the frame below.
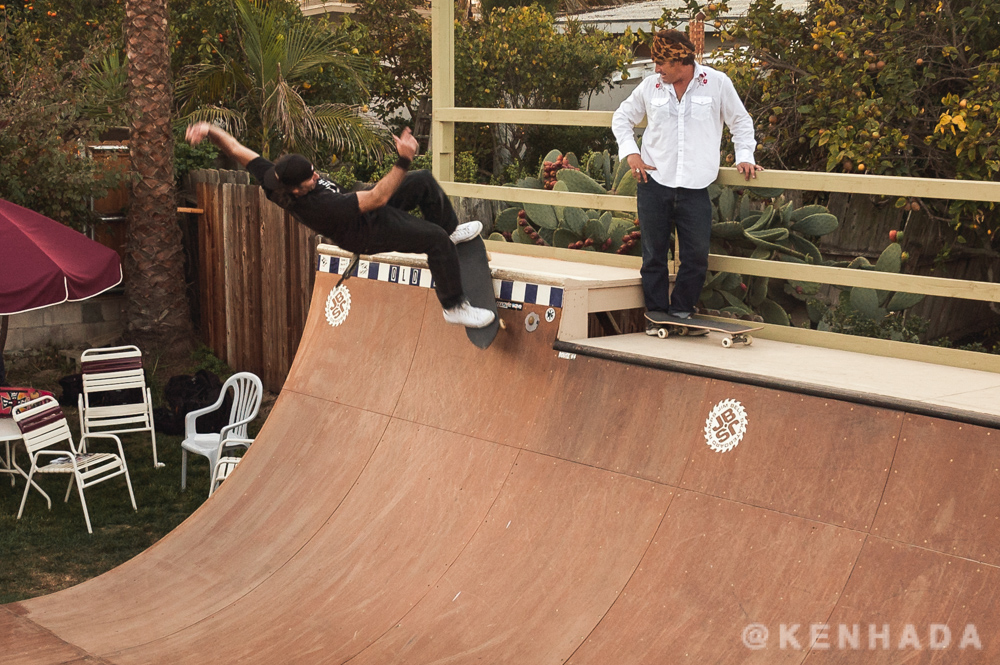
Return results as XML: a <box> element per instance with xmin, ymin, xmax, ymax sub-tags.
<box><xmin>612</xmin><ymin>62</ymin><xmax>757</xmax><ymax>190</ymax></box>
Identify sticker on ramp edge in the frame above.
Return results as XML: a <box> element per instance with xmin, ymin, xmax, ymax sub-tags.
<box><xmin>545</xmin><ymin>307</ymin><xmax>556</xmax><ymax>323</ymax></box>
<box><xmin>704</xmin><ymin>398</ymin><xmax>747</xmax><ymax>453</ymax></box>
<box><xmin>525</xmin><ymin>311</ymin><xmax>540</xmax><ymax>332</ymax></box>
<box><xmin>325</xmin><ymin>285</ymin><xmax>352</xmax><ymax>327</ymax></box>
<box><xmin>497</xmin><ymin>300</ymin><xmax>523</xmax><ymax>311</ymax></box>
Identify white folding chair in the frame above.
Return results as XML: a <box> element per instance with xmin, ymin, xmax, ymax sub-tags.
<box><xmin>77</xmin><ymin>345</ymin><xmax>161</xmax><ymax>468</ymax></box>
<box><xmin>13</xmin><ymin>396</ymin><xmax>137</xmax><ymax>534</ymax></box>
<box><xmin>181</xmin><ymin>372</ymin><xmax>262</xmax><ymax>498</ymax></box>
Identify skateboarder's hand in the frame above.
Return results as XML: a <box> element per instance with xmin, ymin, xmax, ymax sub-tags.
<box><xmin>626</xmin><ymin>154</ymin><xmax>655</xmax><ymax>183</ymax></box>
<box><xmin>395</xmin><ymin>127</ymin><xmax>419</xmax><ymax>161</ymax></box>
<box><xmin>736</xmin><ymin>162</ymin><xmax>764</xmax><ymax>181</ymax></box>
<box><xmin>185</xmin><ymin>122</ymin><xmax>213</xmax><ymax>146</ymax></box>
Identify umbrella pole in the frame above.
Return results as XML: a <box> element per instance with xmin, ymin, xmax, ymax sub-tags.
<box><xmin>0</xmin><ymin>315</ymin><xmax>7</xmax><ymax>385</ymax></box>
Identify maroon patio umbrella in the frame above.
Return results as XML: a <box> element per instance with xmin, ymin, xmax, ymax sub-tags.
<box><xmin>0</xmin><ymin>198</ymin><xmax>123</xmax><ymax>384</ymax></box>
<box><xmin>0</xmin><ymin>198</ymin><xmax>122</xmax><ymax>316</ymax></box>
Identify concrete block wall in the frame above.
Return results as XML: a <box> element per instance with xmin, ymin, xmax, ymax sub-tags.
<box><xmin>4</xmin><ymin>295</ymin><xmax>125</xmax><ymax>351</ymax></box>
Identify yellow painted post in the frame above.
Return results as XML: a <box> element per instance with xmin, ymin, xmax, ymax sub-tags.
<box><xmin>431</xmin><ymin>0</ymin><xmax>455</xmax><ymax>182</ymax></box>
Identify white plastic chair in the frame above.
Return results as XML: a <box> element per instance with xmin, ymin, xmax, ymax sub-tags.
<box><xmin>210</xmin><ymin>455</ymin><xmax>241</xmax><ymax>497</ymax></box>
<box><xmin>13</xmin><ymin>396</ymin><xmax>136</xmax><ymax>534</ymax></box>
<box><xmin>77</xmin><ymin>345</ymin><xmax>161</xmax><ymax>468</ymax></box>
<box><xmin>181</xmin><ymin>372</ymin><xmax>262</xmax><ymax>498</ymax></box>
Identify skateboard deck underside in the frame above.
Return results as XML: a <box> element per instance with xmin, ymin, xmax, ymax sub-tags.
<box><xmin>457</xmin><ymin>236</ymin><xmax>500</xmax><ymax>349</ymax></box>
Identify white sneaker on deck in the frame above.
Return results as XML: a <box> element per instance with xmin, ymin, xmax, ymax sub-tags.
<box><xmin>443</xmin><ymin>299</ymin><xmax>495</xmax><ymax>328</ymax></box>
<box><xmin>450</xmin><ymin>221</ymin><xmax>483</xmax><ymax>244</ymax></box>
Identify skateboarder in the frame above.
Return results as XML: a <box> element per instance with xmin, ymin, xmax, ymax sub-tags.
<box><xmin>185</xmin><ymin>122</ymin><xmax>494</xmax><ymax>329</ymax></box>
<box><xmin>612</xmin><ymin>29</ymin><xmax>763</xmax><ymax>335</ymax></box>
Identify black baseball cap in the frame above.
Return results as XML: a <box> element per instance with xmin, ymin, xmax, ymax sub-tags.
<box><xmin>264</xmin><ymin>154</ymin><xmax>314</xmax><ymax>189</ymax></box>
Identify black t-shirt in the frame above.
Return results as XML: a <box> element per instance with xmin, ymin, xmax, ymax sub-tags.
<box><xmin>247</xmin><ymin>156</ymin><xmax>367</xmax><ymax>249</ymax></box>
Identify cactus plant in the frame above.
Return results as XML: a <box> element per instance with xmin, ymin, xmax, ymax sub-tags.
<box><xmin>490</xmin><ymin>147</ymin><xmax>644</xmax><ymax>256</ymax></box>
<box><xmin>489</xmin><ymin>147</ymin><xmax>926</xmax><ymax>338</ymax></box>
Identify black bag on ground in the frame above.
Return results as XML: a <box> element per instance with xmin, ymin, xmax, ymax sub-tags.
<box><xmin>59</xmin><ymin>373</ymin><xmax>142</xmax><ymax>408</ymax></box>
<box><xmin>59</xmin><ymin>374</ymin><xmax>83</xmax><ymax>406</ymax></box>
<box><xmin>155</xmin><ymin>370</ymin><xmax>230</xmax><ymax>436</ymax></box>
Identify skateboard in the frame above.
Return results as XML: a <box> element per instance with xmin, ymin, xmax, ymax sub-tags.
<box><xmin>456</xmin><ymin>235</ymin><xmax>500</xmax><ymax>349</ymax></box>
<box><xmin>644</xmin><ymin>311</ymin><xmax>762</xmax><ymax>348</ymax></box>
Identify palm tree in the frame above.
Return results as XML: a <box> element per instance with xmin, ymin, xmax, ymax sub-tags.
<box><xmin>177</xmin><ymin>0</ymin><xmax>390</xmax><ymax>163</ymax></box>
<box><xmin>123</xmin><ymin>0</ymin><xmax>193</xmax><ymax>352</ymax></box>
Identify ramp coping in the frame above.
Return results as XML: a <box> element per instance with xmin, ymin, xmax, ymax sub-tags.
<box><xmin>317</xmin><ymin>243</ymin><xmax>643</xmax><ymax>339</ymax></box>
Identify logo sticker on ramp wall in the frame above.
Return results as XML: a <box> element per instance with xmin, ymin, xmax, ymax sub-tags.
<box><xmin>325</xmin><ymin>285</ymin><xmax>352</xmax><ymax>327</ymax></box>
<box><xmin>704</xmin><ymin>399</ymin><xmax>747</xmax><ymax>453</ymax></box>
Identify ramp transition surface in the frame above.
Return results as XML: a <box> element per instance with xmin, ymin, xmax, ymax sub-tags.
<box><xmin>4</xmin><ymin>256</ymin><xmax>1000</xmax><ymax>664</ymax></box>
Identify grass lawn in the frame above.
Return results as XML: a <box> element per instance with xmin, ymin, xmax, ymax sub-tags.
<box><xmin>0</xmin><ymin>426</ymin><xmax>211</xmax><ymax>604</ymax></box>
<box><xmin>0</xmin><ymin>346</ymin><xmax>266</xmax><ymax>604</ymax></box>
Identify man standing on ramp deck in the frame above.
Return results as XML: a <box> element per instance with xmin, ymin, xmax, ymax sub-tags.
<box><xmin>185</xmin><ymin>122</ymin><xmax>495</xmax><ymax>329</ymax></box>
<box><xmin>612</xmin><ymin>29</ymin><xmax>763</xmax><ymax>335</ymax></box>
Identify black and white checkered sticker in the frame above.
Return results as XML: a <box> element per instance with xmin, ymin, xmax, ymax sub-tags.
<box><xmin>317</xmin><ymin>255</ymin><xmax>564</xmax><ymax>308</ymax></box>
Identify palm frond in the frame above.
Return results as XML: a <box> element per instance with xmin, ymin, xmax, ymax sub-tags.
<box><xmin>180</xmin><ymin>0</ymin><xmax>382</xmax><ymax>161</ymax></box>
<box><xmin>265</xmin><ymin>77</ymin><xmax>314</xmax><ymax>153</ymax></box>
<box><xmin>176</xmin><ymin>106</ymin><xmax>248</xmax><ymax>138</ymax></box>
<box><xmin>81</xmin><ymin>49</ymin><xmax>128</xmax><ymax>123</ymax></box>
<box><xmin>234</xmin><ymin>0</ymin><xmax>267</xmax><ymax>81</ymax></box>
<box><xmin>176</xmin><ymin>61</ymin><xmax>246</xmax><ymax>116</ymax></box>
<box><xmin>308</xmin><ymin>104</ymin><xmax>392</xmax><ymax>159</ymax></box>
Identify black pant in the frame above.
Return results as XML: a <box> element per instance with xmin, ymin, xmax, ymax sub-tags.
<box><xmin>362</xmin><ymin>171</ymin><xmax>464</xmax><ymax>309</ymax></box>
<box><xmin>636</xmin><ymin>180</ymin><xmax>712</xmax><ymax>315</ymax></box>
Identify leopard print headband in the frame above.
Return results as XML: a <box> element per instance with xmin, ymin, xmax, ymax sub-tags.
<box><xmin>651</xmin><ymin>37</ymin><xmax>694</xmax><ymax>63</ymax></box>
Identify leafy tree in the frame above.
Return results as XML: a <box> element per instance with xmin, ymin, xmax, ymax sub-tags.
<box><xmin>0</xmin><ymin>0</ymin><xmax>279</xmax><ymax>77</ymax></box>
<box><xmin>481</xmin><ymin>0</ymin><xmax>560</xmax><ymax>14</ymax></box>
<box><xmin>659</xmin><ymin>0</ymin><xmax>1000</xmax><ymax>262</ymax></box>
<box><xmin>481</xmin><ymin>0</ymin><xmax>625</xmax><ymax>14</ymax></box>
<box><xmin>336</xmin><ymin>1</ymin><xmax>630</xmax><ymax>177</ymax></box>
<box><xmin>170</xmin><ymin>0</ymin><xmax>248</xmax><ymax>72</ymax></box>
<box><xmin>455</xmin><ymin>5</ymin><xmax>632</xmax><ymax>172</ymax></box>
<box><xmin>0</xmin><ymin>0</ymin><xmax>122</xmax><ymax>64</ymax></box>
<box><xmin>334</xmin><ymin>0</ymin><xmax>431</xmax><ymax>131</ymax></box>
<box><xmin>176</xmin><ymin>0</ymin><xmax>389</xmax><ymax>163</ymax></box>
<box><xmin>0</xmin><ymin>22</ymin><xmax>121</xmax><ymax>226</ymax></box>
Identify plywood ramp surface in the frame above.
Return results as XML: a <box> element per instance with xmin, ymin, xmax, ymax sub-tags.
<box><xmin>7</xmin><ymin>264</ymin><xmax>1000</xmax><ymax>663</ymax></box>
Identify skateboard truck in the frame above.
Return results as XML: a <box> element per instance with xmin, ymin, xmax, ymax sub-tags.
<box><xmin>334</xmin><ymin>253</ymin><xmax>361</xmax><ymax>289</ymax></box>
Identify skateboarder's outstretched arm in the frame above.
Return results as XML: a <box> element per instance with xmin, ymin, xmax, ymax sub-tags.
<box><xmin>355</xmin><ymin>128</ymin><xmax>418</xmax><ymax>213</ymax></box>
<box><xmin>185</xmin><ymin>122</ymin><xmax>260</xmax><ymax>168</ymax></box>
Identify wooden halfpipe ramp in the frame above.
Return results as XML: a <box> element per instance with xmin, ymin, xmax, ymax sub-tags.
<box><xmin>4</xmin><ymin>251</ymin><xmax>999</xmax><ymax>664</ymax></box>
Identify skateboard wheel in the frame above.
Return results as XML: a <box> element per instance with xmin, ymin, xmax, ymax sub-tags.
<box><xmin>656</xmin><ymin>327</ymin><xmax>669</xmax><ymax>339</ymax></box>
<box><xmin>744</xmin><ymin>335</ymin><xmax>753</xmax><ymax>346</ymax></box>
<box><xmin>677</xmin><ymin>327</ymin><xmax>689</xmax><ymax>336</ymax></box>
<box><xmin>721</xmin><ymin>337</ymin><xmax>733</xmax><ymax>348</ymax></box>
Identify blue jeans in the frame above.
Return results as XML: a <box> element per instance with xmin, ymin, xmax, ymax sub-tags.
<box><xmin>636</xmin><ymin>180</ymin><xmax>712</xmax><ymax>315</ymax></box>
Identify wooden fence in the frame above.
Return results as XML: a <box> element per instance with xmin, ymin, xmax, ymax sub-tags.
<box><xmin>191</xmin><ymin>169</ymin><xmax>318</xmax><ymax>392</ymax></box>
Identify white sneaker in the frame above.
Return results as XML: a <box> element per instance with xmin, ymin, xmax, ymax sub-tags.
<box><xmin>450</xmin><ymin>221</ymin><xmax>483</xmax><ymax>244</ymax></box>
<box><xmin>443</xmin><ymin>299</ymin><xmax>495</xmax><ymax>328</ymax></box>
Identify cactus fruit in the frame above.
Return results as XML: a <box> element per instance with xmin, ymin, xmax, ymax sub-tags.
<box><xmin>541</xmin><ymin>153</ymin><xmax>579</xmax><ymax>190</ymax></box>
